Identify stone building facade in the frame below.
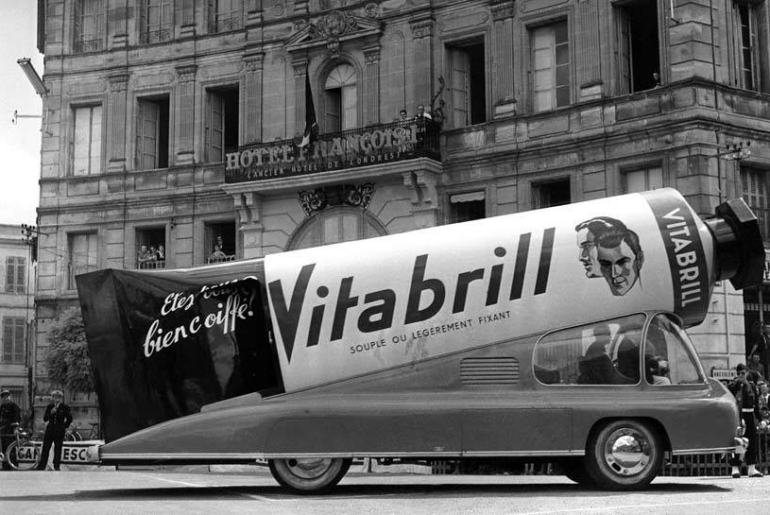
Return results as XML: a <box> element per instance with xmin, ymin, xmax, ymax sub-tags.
<box><xmin>33</xmin><ymin>0</ymin><xmax>770</xmax><ymax>420</ymax></box>
<box><xmin>0</xmin><ymin>224</ymin><xmax>35</xmax><ymax>417</ymax></box>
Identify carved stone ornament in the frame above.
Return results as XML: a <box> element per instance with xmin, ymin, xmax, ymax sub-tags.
<box><xmin>298</xmin><ymin>183</ymin><xmax>375</xmax><ymax>216</ymax></box>
<box><xmin>491</xmin><ymin>0</ymin><xmax>515</xmax><ymax>21</ymax></box>
<box><xmin>285</xmin><ymin>8</ymin><xmax>382</xmax><ymax>55</ymax></box>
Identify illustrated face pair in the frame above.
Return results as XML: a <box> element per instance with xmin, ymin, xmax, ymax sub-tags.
<box><xmin>575</xmin><ymin>217</ymin><xmax>644</xmax><ymax>296</ymax></box>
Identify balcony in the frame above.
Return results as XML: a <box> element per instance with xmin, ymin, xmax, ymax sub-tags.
<box><xmin>73</xmin><ymin>36</ymin><xmax>103</xmax><ymax>53</ymax></box>
<box><xmin>137</xmin><ymin>260</ymin><xmax>167</xmax><ymax>270</ymax></box>
<box><xmin>141</xmin><ymin>28</ymin><xmax>172</xmax><ymax>45</ymax></box>
<box><xmin>224</xmin><ymin>118</ymin><xmax>441</xmax><ymax>184</ymax></box>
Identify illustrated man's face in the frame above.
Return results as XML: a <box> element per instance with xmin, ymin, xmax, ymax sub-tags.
<box><xmin>597</xmin><ymin>241</ymin><xmax>640</xmax><ymax>296</ymax></box>
<box><xmin>576</xmin><ymin>228</ymin><xmax>601</xmax><ymax>278</ymax></box>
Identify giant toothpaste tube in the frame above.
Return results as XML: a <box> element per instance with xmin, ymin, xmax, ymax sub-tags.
<box><xmin>265</xmin><ymin>188</ymin><xmax>763</xmax><ymax>392</ymax></box>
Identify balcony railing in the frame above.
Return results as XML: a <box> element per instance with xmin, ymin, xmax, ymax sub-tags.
<box><xmin>141</xmin><ymin>27</ymin><xmax>172</xmax><ymax>44</ymax></box>
<box><xmin>73</xmin><ymin>37</ymin><xmax>103</xmax><ymax>53</ymax></box>
<box><xmin>212</xmin><ymin>15</ymin><xmax>242</xmax><ymax>33</ymax></box>
<box><xmin>137</xmin><ymin>260</ymin><xmax>167</xmax><ymax>270</ymax></box>
<box><xmin>207</xmin><ymin>254</ymin><xmax>237</xmax><ymax>265</ymax></box>
<box><xmin>225</xmin><ymin>118</ymin><xmax>441</xmax><ymax>184</ymax></box>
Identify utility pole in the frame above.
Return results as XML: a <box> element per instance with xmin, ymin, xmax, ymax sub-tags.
<box><xmin>20</xmin><ymin>223</ymin><xmax>37</xmax><ymax>425</ymax></box>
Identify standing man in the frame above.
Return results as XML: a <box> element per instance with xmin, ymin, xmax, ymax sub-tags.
<box><xmin>728</xmin><ymin>365</ymin><xmax>763</xmax><ymax>478</ymax></box>
<box><xmin>36</xmin><ymin>390</ymin><xmax>72</xmax><ymax>471</ymax></box>
<box><xmin>0</xmin><ymin>390</ymin><xmax>21</xmax><ymax>470</ymax></box>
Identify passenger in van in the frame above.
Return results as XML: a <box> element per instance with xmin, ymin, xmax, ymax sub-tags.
<box><xmin>646</xmin><ymin>355</ymin><xmax>671</xmax><ymax>385</ymax></box>
<box><xmin>578</xmin><ymin>324</ymin><xmax>635</xmax><ymax>385</ymax></box>
<box><xmin>615</xmin><ymin>336</ymin><xmax>641</xmax><ymax>382</ymax></box>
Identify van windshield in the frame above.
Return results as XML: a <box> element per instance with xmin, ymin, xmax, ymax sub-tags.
<box><xmin>533</xmin><ymin>314</ymin><xmax>645</xmax><ymax>385</ymax></box>
<box><xmin>644</xmin><ymin>314</ymin><xmax>704</xmax><ymax>385</ymax></box>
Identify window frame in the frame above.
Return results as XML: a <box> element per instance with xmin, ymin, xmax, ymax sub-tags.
<box><xmin>73</xmin><ymin>0</ymin><xmax>105</xmax><ymax>53</ymax></box>
<box><xmin>5</xmin><ymin>256</ymin><xmax>26</xmax><ymax>294</ymax></box>
<box><xmin>287</xmin><ymin>206</ymin><xmax>387</xmax><ymax>251</ymax></box>
<box><xmin>621</xmin><ymin>163</ymin><xmax>665</xmax><ymax>194</ymax></box>
<box><xmin>2</xmin><ymin>317</ymin><xmax>26</xmax><ymax>365</ymax></box>
<box><xmin>529</xmin><ymin>18</ymin><xmax>571</xmax><ymax>113</ymax></box>
<box><xmin>71</xmin><ymin>104</ymin><xmax>104</xmax><ymax>176</ymax></box>
<box><xmin>68</xmin><ymin>231</ymin><xmax>99</xmax><ymax>290</ymax></box>
<box><xmin>135</xmin><ymin>94</ymin><xmax>171</xmax><ymax>170</ymax></box>
<box><xmin>205</xmin><ymin>84</ymin><xmax>240</xmax><ymax>163</ymax></box>
<box><xmin>140</xmin><ymin>0</ymin><xmax>174</xmax><ymax>44</ymax></box>
<box><xmin>323</xmin><ymin>63</ymin><xmax>359</xmax><ymax>133</ymax></box>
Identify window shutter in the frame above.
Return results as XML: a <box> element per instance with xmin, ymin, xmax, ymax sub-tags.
<box><xmin>2</xmin><ymin>318</ymin><xmax>13</xmax><ymax>361</ymax></box>
<box><xmin>5</xmin><ymin>258</ymin><xmax>14</xmax><ymax>293</ymax></box>
<box><xmin>138</xmin><ymin>100</ymin><xmax>160</xmax><ymax>169</ymax></box>
<box><xmin>90</xmin><ymin>105</ymin><xmax>102</xmax><ymax>174</ymax></box>
<box><xmin>16</xmin><ymin>257</ymin><xmax>25</xmax><ymax>294</ymax></box>
<box><xmin>14</xmin><ymin>318</ymin><xmax>25</xmax><ymax>363</ymax></box>
<box><xmin>208</xmin><ymin>93</ymin><xmax>225</xmax><ymax>162</ymax></box>
<box><xmin>450</xmin><ymin>48</ymin><xmax>470</xmax><ymax>127</ymax></box>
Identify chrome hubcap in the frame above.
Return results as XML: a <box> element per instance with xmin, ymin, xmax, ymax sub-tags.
<box><xmin>602</xmin><ymin>428</ymin><xmax>651</xmax><ymax>476</ymax></box>
<box><xmin>285</xmin><ymin>458</ymin><xmax>333</xmax><ymax>479</ymax></box>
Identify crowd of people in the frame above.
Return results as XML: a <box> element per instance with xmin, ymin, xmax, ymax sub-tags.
<box><xmin>137</xmin><ymin>243</ymin><xmax>165</xmax><ymax>268</ymax></box>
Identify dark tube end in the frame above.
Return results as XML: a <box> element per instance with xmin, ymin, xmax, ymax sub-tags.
<box><xmin>705</xmin><ymin>199</ymin><xmax>765</xmax><ymax>290</ymax></box>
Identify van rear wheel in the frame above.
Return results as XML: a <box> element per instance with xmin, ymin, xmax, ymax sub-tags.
<box><xmin>585</xmin><ymin>419</ymin><xmax>662</xmax><ymax>490</ymax></box>
<box><xmin>268</xmin><ymin>458</ymin><xmax>351</xmax><ymax>494</ymax></box>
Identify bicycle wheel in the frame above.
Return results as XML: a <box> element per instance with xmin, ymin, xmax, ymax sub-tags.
<box><xmin>65</xmin><ymin>430</ymin><xmax>80</xmax><ymax>442</ymax></box>
<box><xmin>5</xmin><ymin>440</ymin><xmax>40</xmax><ymax>471</ymax></box>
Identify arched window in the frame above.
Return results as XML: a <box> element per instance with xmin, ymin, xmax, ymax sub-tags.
<box><xmin>324</xmin><ymin>64</ymin><xmax>357</xmax><ymax>132</ymax></box>
<box><xmin>288</xmin><ymin>206</ymin><xmax>386</xmax><ymax>251</ymax></box>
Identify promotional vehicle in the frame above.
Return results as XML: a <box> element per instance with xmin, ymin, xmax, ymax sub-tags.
<box><xmin>77</xmin><ymin>189</ymin><xmax>763</xmax><ymax>492</ymax></box>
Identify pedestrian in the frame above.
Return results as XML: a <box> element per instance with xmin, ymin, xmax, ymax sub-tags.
<box><xmin>36</xmin><ymin>390</ymin><xmax>72</xmax><ymax>471</ymax></box>
<box><xmin>0</xmin><ymin>389</ymin><xmax>21</xmax><ymax>471</ymax></box>
<box><xmin>728</xmin><ymin>364</ymin><xmax>763</xmax><ymax>478</ymax></box>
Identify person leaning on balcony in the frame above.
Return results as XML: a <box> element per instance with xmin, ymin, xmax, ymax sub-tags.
<box><xmin>415</xmin><ymin>104</ymin><xmax>433</xmax><ymax>120</ymax></box>
<box><xmin>209</xmin><ymin>243</ymin><xmax>227</xmax><ymax>261</ymax></box>
<box><xmin>137</xmin><ymin>244</ymin><xmax>154</xmax><ymax>268</ymax></box>
<box><xmin>728</xmin><ymin>364</ymin><xmax>764</xmax><ymax>478</ymax></box>
<box><xmin>0</xmin><ymin>390</ymin><xmax>21</xmax><ymax>471</ymax></box>
<box><xmin>156</xmin><ymin>245</ymin><xmax>165</xmax><ymax>262</ymax></box>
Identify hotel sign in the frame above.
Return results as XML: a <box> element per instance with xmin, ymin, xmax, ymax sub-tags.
<box><xmin>224</xmin><ymin>121</ymin><xmax>439</xmax><ymax>184</ymax></box>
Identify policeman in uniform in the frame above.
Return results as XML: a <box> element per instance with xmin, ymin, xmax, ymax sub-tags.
<box><xmin>0</xmin><ymin>389</ymin><xmax>21</xmax><ymax>470</ymax></box>
<box><xmin>36</xmin><ymin>390</ymin><xmax>72</xmax><ymax>471</ymax></box>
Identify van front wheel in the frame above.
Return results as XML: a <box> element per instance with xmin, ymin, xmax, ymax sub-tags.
<box><xmin>269</xmin><ymin>458</ymin><xmax>351</xmax><ymax>494</ymax></box>
<box><xmin>585</xmin><ymin>420</ymin><xmax>662</xmax><ymax>490</ymax></box>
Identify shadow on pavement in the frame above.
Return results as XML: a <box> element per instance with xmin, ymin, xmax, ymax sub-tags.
<box><xmin>0</xmin><ymin>480</ymin><xmax>731</xmax><ymax>502</ymax></box>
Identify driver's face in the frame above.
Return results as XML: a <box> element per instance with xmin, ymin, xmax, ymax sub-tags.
<box><xmin>576</xmin><ymin>229</ymin><xmax>601</xmax><ymax>278</ymax></box>
<box><xmin>597</xmin><ymin>241</ymin><xmax>639</xmax><ymax>296</ymax></box>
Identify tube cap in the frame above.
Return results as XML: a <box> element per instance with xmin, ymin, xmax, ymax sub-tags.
<box><xmin>705</xmin><ymin>198</ymin><xmax>764</xmax><ymax>290</ymax></box>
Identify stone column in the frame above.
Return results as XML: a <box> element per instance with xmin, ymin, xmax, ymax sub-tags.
<box><xmin>175</xmin><ymin>64</ymin><xmax>197</xmax><ymax>165</ymax></box>
<box><xmin>402</xmin><ymin>170</ymin><xmax>439</xmax><ymax>228</ymax></box>
<box><xmin>364</xmin><ymin>45</ymin><xmax>381</xmax><ymax>126</ymax></box>
<box><xmin>492</xmin><ymin>0</ymin><xmax>516</xmax><ymax>118</ymax></box>
<box><xmin>107</xmin><ymin>74</ymin><xmax>129</xmax><ymax>173</ymax></box>
<box><xmin>242</xmin><ymin>54</ymin><xmax>265</xmax><ymax>145</ymax></box>
<box><xmin>293</xmin><ymin>59</ymin><xmax>309</xmax><ymax>138</ymax></box>
<box><xmin>409</xmin><ymin>16</ymin><xmax>434</xmax><ymax>109</ymax></box>
<box><xmin>234</xmin><ymin>192</ymin><xmax>265</xmax><ymax>259</ymax></box>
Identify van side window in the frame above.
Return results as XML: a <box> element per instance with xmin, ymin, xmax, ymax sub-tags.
<box><xmin>533</xmin><ymin>314</ymin><xmax>645</xmax><ymax>385</ymax></box>
<box><xmin>644</xmin><ymin>314</ymin><xmax>703</xmax><ymax>385</ymax></box>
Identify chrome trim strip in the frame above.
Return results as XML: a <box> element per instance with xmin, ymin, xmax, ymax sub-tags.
<box><xmin>103</xmin><ymin>449</ymin><xmax>584</xmax><ymax>460</ymax></box>
<box><xmin>671</xmin><ymin>447</ymin><xmax>734</xmax><ymax>455</ymax></box>
<box><xmin>462</xmin><ymin>450</ymin><xmax>584</xmax><ymax>457</ymax></box>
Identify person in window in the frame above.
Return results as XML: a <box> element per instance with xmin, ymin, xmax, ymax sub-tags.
<box><xmin>578</xmin><ymin>324</ymin><xmax>635</xmax><ymax>385</ymax></box>
<box><xmin>646</xmin><ymin>355</ymin><xmax>671</xmax><ymax>385</ymax></box>
<box><xmin>415</xmin><ymin>104</ymin><xmax>432</xmax><ymax>120</ymax></box>
<box><xmin>394</xmin><ymin>109</ymin><xmax>408</xmax><ymax>122</ymax></box>
<box><xmin>209</xmin><ymin>243</ymin><xmax>227</xmax><ymax>262</ymax></box>
<box><xmin>0</xmin><ymin>389</ymin><xmax>21</xmax><ymax>471</ymax></box>
<box><xmin>728</xmin><ymin>364</ymin><xmax>763</xmax><ymax>478</ymax></box>
<box><xmin>137</xmin><ymin>244</ymin><xmax>154</xmax><ymax>268</ymax></box>
<box><xmin>156</xmin><ymin>245</ymin><xmax>165</xmax><ymax>262</ymax></box>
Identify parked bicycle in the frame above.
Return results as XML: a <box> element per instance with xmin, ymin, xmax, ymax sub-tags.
<box><xmin>65</xmin><ymin>422</ymin><xmax>101</xmax><ymax>441</ymax></box>
<box><xmin>3</xmin><ymin>423</ymin><xmax>40</xmax><ymax>470</ymax></box>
